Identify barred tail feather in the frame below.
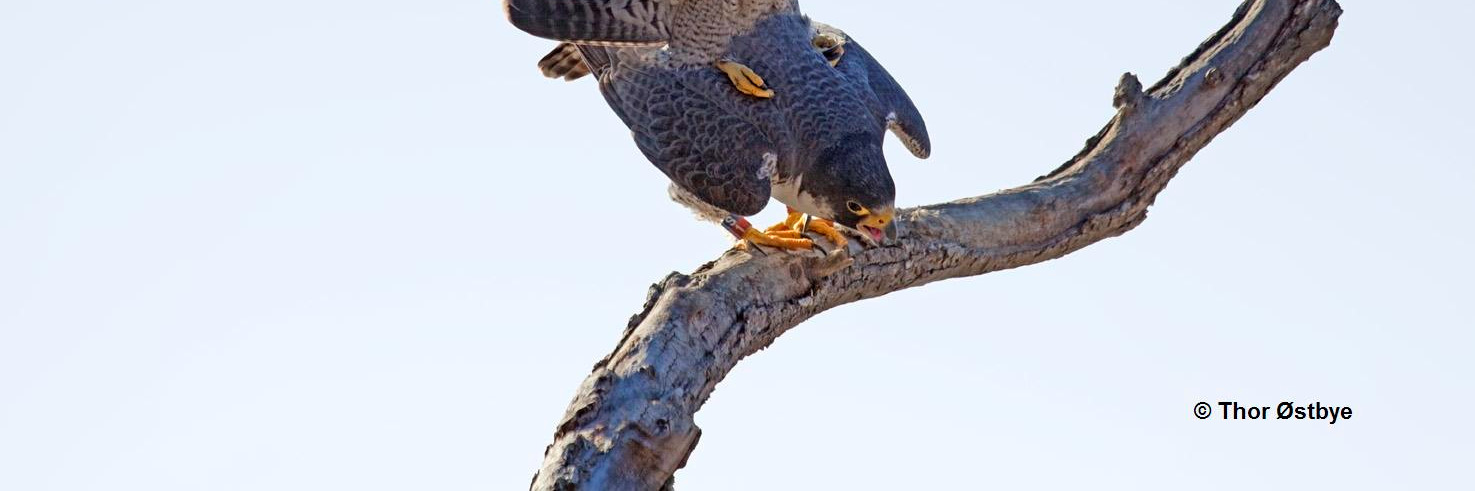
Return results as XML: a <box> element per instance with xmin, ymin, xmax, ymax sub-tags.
<box><xmin>538</xmin><ymin>43</ymin><xmax>591</xmax><ymax>81</ymax></box>
<box><xmin>504</xmin><ymin>0</ymin><xmax>668</xmax><ymax>46</ymax></box>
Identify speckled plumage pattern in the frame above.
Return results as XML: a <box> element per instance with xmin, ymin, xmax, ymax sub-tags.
<box><xmin>506</xmin><ymin>1</ymin><xmax>930</xmax><ymax>225</ymax></box>
<box><xmin>594</xmin><ymin>41</ymin><xmax>783</xmax><ymax>216</ymax></box>
<box><xmin>812</xmin><ymin>22</ymin><xmax>931</xmax><ymax>159</ymax></box>
<box><xmin>579</xmin><ymin>13</ymin><xmax>929</xmax><ymax>219</ymax></box>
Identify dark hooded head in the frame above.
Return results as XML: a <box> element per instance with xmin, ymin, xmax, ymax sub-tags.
<box><xmin>801</xmin><ymin>132</ymin><xmax>897</xmax><ymax>242</ymax></box>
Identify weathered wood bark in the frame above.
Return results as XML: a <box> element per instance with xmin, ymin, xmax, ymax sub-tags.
<box><xmin>531</xmin><ymin>0</ymin><xmax>1342</xmax><ymax>488</ymax></box>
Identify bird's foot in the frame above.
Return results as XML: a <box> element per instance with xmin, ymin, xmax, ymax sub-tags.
<box><xmin>765</xmin><ymin>211</ymin><xmax>848</xmax><ymax>249</ymax></box>
<box><xmin>805</xmin><ymin>218</ymin><xmax>849</xmax><ymax>248</ymax></box>
<box><xmin>736</xmin><ymin>227</ymin><xmax>814</xmax><ymax>251</ymax></box>
<box><xmin>717</xmin><ymin>59</ymin><xmax>775</xmax><ymax>99</ymax></box>
<box><xmin>725</xmin><ymin>215</ymin><xmax>811</xmax><ymax>252</ymax></box>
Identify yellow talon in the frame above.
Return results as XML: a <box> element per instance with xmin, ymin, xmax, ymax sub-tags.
<box><xmin>717</xmin><ymin>59</ymin><xmax>775</xmax><ymax>99</ymax></box>
<box><xmin>736</xmin><ymin>227</ymin><xmax>813</xmax><ymax>250</ymax></box>
<box><xmin>805</xmin><ymin>218</ymin><xmax>849</xmax><ymax>248</ymax></box>
<box><xmin>756</xmin><ymin>210</ymin><xmax>848</xmax><ymax>249</ymax></box>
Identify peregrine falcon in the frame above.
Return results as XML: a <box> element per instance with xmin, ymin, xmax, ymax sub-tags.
<box><xmin>505</xmin><ymin>1</ymin><xmax>929</xmax><ymax>249</ymax></box>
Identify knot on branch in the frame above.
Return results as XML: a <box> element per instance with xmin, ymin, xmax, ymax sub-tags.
<box><xmin>1113</xmin><ymin>72</ymin><xmax>1146</xmax><ymax>112</ymax></box>
<box><xmin>804</xmin><ymin>249</ymin><xmax>855</xmax><ymax>279</ymax></box>
<box><xmin>1203</xmin><ymin>67</ymin><xmax>1226</xmax><ymax>88</ymax></box>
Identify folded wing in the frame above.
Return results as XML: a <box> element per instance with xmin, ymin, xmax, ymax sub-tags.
<box><xmin>818</xmin><ymin>24</ymin><xmax>932</xmax><ymax>159</ymax></box>
<box><xmin>582</xmin><ymin>46</ymin><xmax>779</xmax><ymax>216</ymax></box>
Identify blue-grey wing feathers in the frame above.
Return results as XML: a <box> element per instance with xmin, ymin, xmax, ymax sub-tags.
<box><xmin>585</xmin><ymin>46</ymin><xmax>777</xmax><ymax>216</ymax></box>
<box><xmin>823</xmin><ymin>27</ymin><xmax>931</xmax><ymax>159</ymax></box>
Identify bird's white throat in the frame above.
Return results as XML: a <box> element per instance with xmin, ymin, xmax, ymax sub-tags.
<box><xmin>771</xmin><ymin>174</ymin><xmax>829</xmax><ymax>218</ymax></box>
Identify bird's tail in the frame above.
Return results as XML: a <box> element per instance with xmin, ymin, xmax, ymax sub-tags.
<box><xmin>504</xmin><ymin>0</ymin><xmax>666</xmax><ymax>45</ymax></box>
<box><xmin>538</xmin><ymin>42</ymin><xmax>591</xmax><ymax>81</ymax></box>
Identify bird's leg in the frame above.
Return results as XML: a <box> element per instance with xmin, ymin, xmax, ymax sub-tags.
<box><xmin>764</xmin><ymin>209</ymin><xmax>807</xmax><ymax>238</ymax></box>
<box><xmin>716</xmin><ymin>59</ymin><xmax>775</xmax><ymax>99</ymax></box>
<box><xmin>725</xmin><ymin>215</ymin><xmax>812</xmax><ymax>251</ymax></box>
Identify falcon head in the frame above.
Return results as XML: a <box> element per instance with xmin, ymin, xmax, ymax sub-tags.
<box><xmin>804</xmin><ymin>133</ymin><xmax>897</xmax><ymax>243</ymax></box>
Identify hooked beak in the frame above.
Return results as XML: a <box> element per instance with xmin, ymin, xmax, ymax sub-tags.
<box><xmin>857</xmin><ymin>209</ymin><xmax>897</xmax><ymax>244</ymax></box>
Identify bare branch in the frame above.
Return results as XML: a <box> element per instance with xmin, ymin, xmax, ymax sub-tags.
<box><xmin>531</xmin><ymin>0</ymin><xmax>1342</xmax><ymax>488</ymax></box>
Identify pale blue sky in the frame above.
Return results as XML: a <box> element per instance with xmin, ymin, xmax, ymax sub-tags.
<box><xmin>1</xmin><ymin>1</ymin><xmax>1471</xmax><ymax>489</ymax></box>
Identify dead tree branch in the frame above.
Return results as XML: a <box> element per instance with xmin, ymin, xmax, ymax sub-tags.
<box><xmin>531</xmin><ymin>0</ymin><xmax>1342</xmax><ymax>488</ymax></box>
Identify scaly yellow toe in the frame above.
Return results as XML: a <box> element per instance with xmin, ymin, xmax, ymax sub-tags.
<box><xmin>807</xmin><ymin>218</ymin><xmax>849</xmax><ymax>248</ymax></box>
<box><xmin>740</xmin><ymin>227</ymin><xmax>813</xmax><ymax>250</ymax></box>
<box><xmin>717</xmin><ymin>59</ymin><xmax>775</xmax><ymax>99</ymax></box>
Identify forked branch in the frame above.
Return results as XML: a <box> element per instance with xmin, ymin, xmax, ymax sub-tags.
<box><xmin>531</xmin><ymin>0</ymin><xmax>1342</xmax><ymax>488</ymax></box>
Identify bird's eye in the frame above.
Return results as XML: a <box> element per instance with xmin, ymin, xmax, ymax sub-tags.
<box><xmin>846</xmin><ymin>201</ymin><xmax>868</xmax><ymax>215</ymax></box>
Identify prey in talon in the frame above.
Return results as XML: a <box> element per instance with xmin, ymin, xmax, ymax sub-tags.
<box><xmin>506</xmin><ymin>0</ymin><xmax>928</xmax><ymax>252</ymax></box>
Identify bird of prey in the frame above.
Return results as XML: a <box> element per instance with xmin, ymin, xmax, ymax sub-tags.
<box><xmin>505</xmin><ymin>0</ymin><xmax>930</xmax><ymax>249</ymax></box>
